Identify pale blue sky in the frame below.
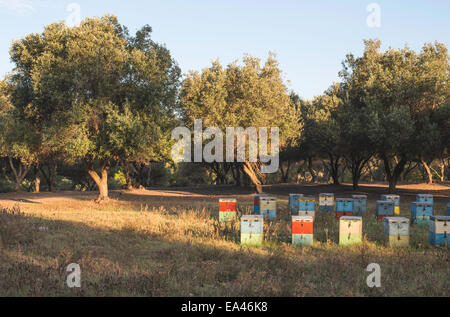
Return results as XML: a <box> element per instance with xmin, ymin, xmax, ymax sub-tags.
<box><xmin>0</xmin><ymin>0</ymin><xmax>449</xmax><ymax>100</ymax></box>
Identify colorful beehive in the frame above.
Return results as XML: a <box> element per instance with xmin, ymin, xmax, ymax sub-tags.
<box><xmin>339</xmin><ymin>216</ymin><xmax>363</xmax><ymax>246</ymax></box>
<box><xmin>241</xmin><ymin>215</ymin><xmax>264</xmax><ymax>246</ymax></box>
<box><xmin>447</xmin><ymin>204</ymin><xmax>450</xmax><ymax>216</ymax></box>
<box><xmin>376</xmin><ymin>200</ymin><xmax>395</xmax><ymax>220</ymax></box>
<box><xmin>219</xmin><ymin>198</ymin><xmax>237</xmax><ymax>222</ymax></box>
<box><xmin>352</xmin><ymin>195</ymin><xmax>367</xmax><ymax>215</ymax></box>
<box><xmin>336</xmin><ymin>198</ymin><xmax>354</xmax><ymax>218</ymax></box>
<box><xmin>381</xmin><ymin>194</ymin><xmax>400</xmax><ymax>216</ymax></box>
<box><xmin>383</xmin><ymin>217</ymin><xmax>410</xmax><ymax>247</ymax></box>
<box><xmin>260</xmin><ymin>197</ymin><xmax>277</xmax><ymax>220</ymax></box>
<box><xmin>319</xmin><ymin>193</ymin><xmax>334</xmax><ymax>212</ymax></box>
<box><xmin>411</xmin><ymin>202</ymin><xmax>433</xmax><ymax>225</ymax></box>
<box><xmin>289</xmin><ymin>194</ymin><xmax>304</xmax><ymax>212</ymax></box>
<box><xmin>295</xmin><ymin>196</ymin><xmax>315</xmax><ymax>215</ymax></box>
<box><xmin>429</xmin><ymin>216</ymin><xmax>449</xmax><ymax>247</ymax></box>
<box><xmin>292</xmin><ymin>216</ymin><xmax>314</xmax><ymax>246</ymax></box>
<box><xmin>416</xmin><ymin>194</ymin><xmax>433</xmax><ymax>204</ymax></box>
<box><xmin>253</xmin><ymin>194</ymin><xmax>268</xmax><ymax>214</ymax></box>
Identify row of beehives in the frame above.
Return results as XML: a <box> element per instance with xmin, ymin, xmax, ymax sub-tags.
<box><xmin>218</xmin><ymin>193</ymin><xmax>450</xmax><ymax>247</ymax></box>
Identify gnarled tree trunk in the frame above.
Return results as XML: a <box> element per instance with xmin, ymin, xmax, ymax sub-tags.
<box><xmin>85</xmin><ymin>159</ymin><xmax>110</xmax><ymax>203</ymax></box>
<box><xmin>8</xmin><ymin>157</ymin><xmax>31</xmax><ymax>192</ymax></box>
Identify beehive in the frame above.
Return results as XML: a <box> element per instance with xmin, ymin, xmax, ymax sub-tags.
<box><xmin>295</xmin><ymin>196</ymin><xmax>316</xmax><ymax>214</ymax></box>
<box><xmin>383</xmin><ymin>217</ymin><xmax>410</xmax><ymax>247</ymax></box>
<box><xmin>336</xmin><ymin>198</ymin><xmax>354</xmax><ymax>218</ymax></box>
<box><xmin>411</xmin><ymin>202</ymin><xmax>433</xmax><ymax>225</ymax></box>
<box><xmin>253</xmin><ymin>194</ymin><xmax>268</xmax><ymax>214</ymax></box>
<box><xmin>416</xmin><ymin>194</ymin><xmax>433</xmax><ymax>204</ymax></box>
<box><xmin>381</xmin><ymin>194</ymin><xmax>400</xmax><ymax>215</ymax></box>
<box><xmin>376</xmin><ymin>200</ymin><xmax>395</xmax><ymax>220</ymax></box>
<box><xmin>219</xmin><ymin>199</ymin><xmax>237</xmax><ymax>222</ymax></box>
<box><xmin>339</xmin><ymin>216</ymin><xmax>363</xmax><ymax>246</ymax></box>
<box><xmin>289</xmin><ymin>194</ymin><xmax>304</xmax><ymax>212</ymax></box>
<box><xmin>319</xmin><ymin>193</ymin><xmax>334</xmax><ymax>212</ymax></box>
<box><xmin>447</xmin><ymin>203</ymin><xmax>450</xmax><ymax>216</ymax></box>
<box><xmin>241</xmin><ymin>215</ymin><xmax>264</xmax><ymax>246</ymax></box>
<box><xmin>260</xmin><ymin>197</ymin><xmax>277</xmax><ymax>220</ymax></box>
<box><xmin>352</xmin><ymin>195</ymin><xmax>368</xmax><ymax>215</ymax></box>
<box><xmin>429</xmin><ymin>216</ymin><xmax>449</xmax><ymax>247</ymax></box>
<box><xmin>292</xmin><ymin>216</ymin><xmax>314</xmax><ymax>246</ymax></box>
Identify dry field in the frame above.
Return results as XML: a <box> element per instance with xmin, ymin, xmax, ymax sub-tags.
<box><xmin>0</xmin><ymin>183</ymin><xmax>449</xmax><ymax>297</ymax></box>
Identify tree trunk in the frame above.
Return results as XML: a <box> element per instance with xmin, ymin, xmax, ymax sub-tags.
<box><xmin>8</xmin><ymin>157</ymin><xmax>30</xmax><ymax>192</ymax></box>
<box><xmin>307</xmin><ymin>157</ymin><xmax>317</xmax><ymax>183</ymax></box>
<box><xmin>123</xmin><ymin>163</ymin><xmax>133</xmax><ymax>190</ymax></box>
<box><xmin>349</xmin><ymin>157</ymin><xmax>371</xmax><ymax>190</ymax></box>
<box><xmin>242</xmin><ymin>161</ymin><xmax>263</xmax><ymax>193</ymax></box>
<box><xmin>421</xmin><ymin>160</ymin><xmax>433</xmax><ymax>184</ymax></box>
<box><xmin>326</xmin><ymin>154</ymin><xmax>341</xmax><ymax>185</ymax></box>
<box><xmin>34</xmin><ymin>165</ymin><xmax>40</xmax><ymax>193</ymax></box>
<box><xmin>40</xmin><ymin>163</ymin><xmax>57</xmax><ymax>192</ymax></box>
<box><xmin>85</xmin><ymin>160</ymin><xmax>110</xmax><ymax>203</ymax></box>
<box><xmin>383</xmin><ymin>155</ymin><xmax>407</xmax><ymax>192</ymax></box>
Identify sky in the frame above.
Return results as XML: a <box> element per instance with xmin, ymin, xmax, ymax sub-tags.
<box><xmin>0</xmin><ymin>0</ymin><xmax>449</xmax><ymax>100</ymax></box>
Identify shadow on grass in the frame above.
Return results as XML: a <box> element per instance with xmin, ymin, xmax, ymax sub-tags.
<box><xmin>0</xmin><ymin>207</ymin><xmax>448</xmax><ymax>297</ymax></box>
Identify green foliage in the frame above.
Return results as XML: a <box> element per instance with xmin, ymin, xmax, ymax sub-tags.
<box><xmin>5</xmin><ymin>15</ymin><xmax>181</xmax><ymax>197</ymax></box>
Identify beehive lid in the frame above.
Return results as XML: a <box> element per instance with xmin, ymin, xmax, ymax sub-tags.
<box><xmin>254</xmin><ymin>194</ymin><xmax>268</xmax><ymax>198</ymax></box>
<box><xmin>292</xmin><ymin>216</ymin><xmax>314</xmax><ymax>222</ymax></box>
<box><xmin>430</xmin><ymin>216</ymin><xmax>450</xmax><ymax>222</ymax></box>
<box><xmin>290</xmin><ymin>193</ymin><xmax>303</xmax><ymax>197</ymax></box>
<box><xmin>417</xmin><ymin>194</ymin><xmax>433</xmax><ymax>198</ymax></box>
<box><xmin>320</xmin><ymin>193</ymin><xmax>334</xmax><ymax>197</ymax></box>
<box><xmin>352</xmin><ymin>195</ymin><xmax>367</xmax><ymax>199</ymax></box>
<box><xmin>242</xmin><ymin>215</ymin><xmax>264</xmax><ymax>221</ymax></box>
<box><xmin>260</xmin><ymin>196</ymin><xmax>276</xmax><ymax>201</ymax></box>
<box><xmin>336</xmin><ymin>198</ymin><xmax>354</xmax><ymax>202</ymax></box>
<box><xmin>340</xmin><ymin>216</ymin><xmax>362</xmax><ymax>221</ymax></box>
<box><xmin>383</xmin><ymin>217</ymin><xmax>409</xmax><ymax>223</ymax></box>
<box><xmin>219</xmin><ymin>198</ymin><xmax>237</xmax><ymax>202</ymax></box>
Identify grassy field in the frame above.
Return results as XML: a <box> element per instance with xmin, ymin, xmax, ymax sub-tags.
<box><xmin>0</xmin><ymin>183</ymin><xmax>449</xmax><ymax>297</ymax></box>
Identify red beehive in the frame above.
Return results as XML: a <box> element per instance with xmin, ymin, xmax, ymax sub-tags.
<box><xmin>292</xmin><ymin>216</ymin><xmax>314</xmax><ymax>235</ymax></box>
<box><xmin>219</xmin><ymin>199</ymin><xmax>237</xmax><ymax>212</ymax></box>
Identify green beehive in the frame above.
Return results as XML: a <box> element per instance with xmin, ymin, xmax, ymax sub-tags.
<box><xmin>339</xmin><ymin>216</ymin><xmax>363</xmax><ymax>246</ymax></box>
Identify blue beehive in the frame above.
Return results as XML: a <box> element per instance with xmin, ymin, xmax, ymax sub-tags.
<box><xmin>429</xmin><ymin>216</ymin><xmax>449</xmax><ymax>247</ymax></box>
<box><xmin>296</xmin><ymin>197</ymin><xmax>315</xmax><ymax>212</ymax></box>
<box><xmin>416</xmin><ymin>194</ymin><xmax>433</xmax><ymax>204</ymax></box>
<box><xmin>376</xmin><ymin>200</ymin><xmax>395</xmax><ymax>218</ymax></box>
<box><xmin>319</xmin><ymin>193</ymin><xmax>334</xmax><ymax>212</ymax></box>
<box><xmin>352</xmin><ymin>195</ymin><xmax>367</xmax><ymax>214</ymax></box>
<box><xmin>447</xmin><ymin>203</ymin><xmax>450</xmax><ymax>216</ymax></box>
<box><xmin>336</xmin><ymin>199</ymin><xmax>354</xmax><ymax>213</ymax></box>
<box><xmin>411</xmin><ymin>202</ymin><xmax>433</xmax><ymax>225</ymax></box>
<box><xmin>289</xmin><ymin>194</ymin><xmax>303</xmax><ymax>212</ymax></box>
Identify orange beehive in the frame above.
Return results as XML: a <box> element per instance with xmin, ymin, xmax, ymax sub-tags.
<box><xmin>292</xmin><ymin>217</ymin><xmax>314</xmax><ymax>235</ymax></box>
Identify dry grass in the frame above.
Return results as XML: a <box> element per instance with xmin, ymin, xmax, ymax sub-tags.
<box><xmin>0</xmin><ymin>183</ymin><xmax>449</xmax><ymax>297</ymax></box>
